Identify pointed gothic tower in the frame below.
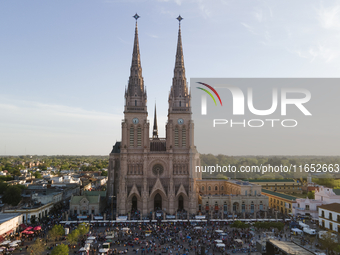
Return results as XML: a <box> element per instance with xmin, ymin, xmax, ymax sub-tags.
<box><xmin>121</xmin><ymin>14</ymin><xmax>149</xmax><ymax>151</ymax></box>
<box><xmin>167</xmin><ymin>16</ymin><xmax>193</xmax><ymax>151</ymax></box>
<box><xmin>125</xmin><ymin>14</ymin><xmax>147</xmax><ymax>112</ymax></box>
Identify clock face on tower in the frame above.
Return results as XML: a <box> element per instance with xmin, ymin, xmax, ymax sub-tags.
<box><xmin>178</xmin><ymin>118</ymin><xmax>184</xmax><ymax>125</ymax></box>
<box><xmin>132</xmin><ymin>118</ymin><xmax>139</xmax><ymax>124</ymax></box>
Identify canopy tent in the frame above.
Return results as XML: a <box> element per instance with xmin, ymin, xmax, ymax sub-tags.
<box><xmin>291</xmin><ymin>228</ymin><xmax>303</xmax><ymax>233</ymax></box>
<box><xmin>87</xmin><ymin>236</ymin><xmax>96</xmax><ymax>240</ymax></box>
<box><xmin>33</xmin><ymin>226</ymin><xmax>41</xmax><ymax>231</ymax></box>
<box><xmin>216</xmin><ymin>243</ymin><xmax>225</xmax><ymax>247</ymax></box>
<box><xmin>214</xmin><ymin>240</ymin><xmax>222</xmax><ymax>243</ymax></box>
<box><xmin>85</xmin><ymin>240</ymin><xmax>94</xmax><ymax>244</ymax></box>
<box><xmin>194</xmin><ymin>226</ymin><xmax>203</xmax><ymax>229</ymax></box>
<box><xmin>25</xmin><ymin>227</ymin><xmax>33</xmax><ymax>231</ymax></box>
<box><xmin>215</xmin><ymin>230</ymin><xmax>223</xmax><ymax>233</ymax></box>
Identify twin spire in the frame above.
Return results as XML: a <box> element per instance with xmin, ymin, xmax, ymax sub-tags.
<box><xmin>126</xmin><ymin>14</ymin><xmax>188</xmax><ymax>128</ymax></box>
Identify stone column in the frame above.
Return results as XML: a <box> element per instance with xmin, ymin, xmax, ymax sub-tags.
<box><xmin>152</xmin><ymin>212</ymin><xmax>155</xmax><ymax>220</ymax></box>
<box><xmin>221</xmin><ymin>212</ymin><xmax>224</xmax><ymax>220</ymax></box>
<box><xmin>264</xmin><ymin>211</ymin><xmax>267</xmax><ymax>219</ymax></box>
<box><xmin>275</xmin><ymin>211</ymin><xmax>278</xmax><ymax>221</ymax></box>
<box><xmin>128</xmin><ymin>212</ymin><xmax>131</xmax><ymax>220</ymax></box>
<box><xmin>140</xmin><ymin>213</ymin><xmax>142</xmax><ymax>220</ymax></box>
<box><xmin>65</xmin><ymin>213</ymin><xmax>68</xmax><ymax>221</ymax></box>
<box><xmin>243</xmin><ymin>212</ymin><xmax>245</xmax><ymax>219</ymax></box>
<box><xmin>91</xmin><ymin>214</ymin><xmax>93</xmax><ymax>221</ymax></box>
<box><xmin>232</xmin><ymin>212</ymin><xmax>234</xmax><ymax>220</ymax></box>
<box><xmin>104</xmin><ymin>213</ymin><xmax>106</xmax><ymax>221</ymax></box>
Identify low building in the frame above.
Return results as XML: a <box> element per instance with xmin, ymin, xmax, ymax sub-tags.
<box><xmin>318</xmin><ymin>203</ymin><xmax>340</xmax><ymax>232</ymax></box>
<box><xmin>315</xmin><ymin>186</ymin><xmax>340</xmax><ymax>203</ymax></box>
<box><xmin>70</xmin><ymin>191</ymin><xmax>105</xmax><ymax>216</ymax></box>
<box><xmin>198</xmin><ymin>180</ymin><xmax>268</xmax><ymax>216</ymax></box>
<box><xmin>266</xmin><ymin>239</ymin><xmax>314</xmax><ymax>255</ymax></box>
<box><xmin>3</xmin><ymin>203</ymin><xmax>54</xmax><ymax>224</ymax></box>
<box><xmin>0</xmin><ymin>213</ymin><xmax>23</xmax><ymax>240</ymax></box>
<box><xmin>292</xmin><ymin>198</ymin><xmax>323</xmax><ymax>219</ymax></box>
<box><xmin>246</xmin><ymin>179</ymin><xmax>303</xmax><ymax>194</ymax></box>
<box><xmin>261</xmin><ymin>189</ymin><xmax>297</xmax><ymax>215</ymax></box>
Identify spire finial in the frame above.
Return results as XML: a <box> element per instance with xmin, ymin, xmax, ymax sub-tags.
<box><xmin>177</xmin><ymin>15</ymin><xmax>183</xmax><ymax>26</ymax></box>
<box><xmin>133</xmin><ymin>13</ymin><xmax>140</xmax><ymax>22</ymax></box>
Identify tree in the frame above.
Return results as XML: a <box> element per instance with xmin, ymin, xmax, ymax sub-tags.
<box><xmin>101</xmin><ymin>170</ymin><xmax>108</xmax><ymax>176</ymax></box>
<box><xmin>231</xmin><ymin>221</ymin><xmax>249</xmax><ymax>229</ymax></box>
<box><xmin>0</xmin><ymin>182</ymin><xmax>8</xmax><ymax>194</ymax></box>
<box><xmin>34</xmin><ymin>172</ymin><xmax>42</xmax><ymax>179</ymax></box>
<box><xmin>77</xmin><ymin>223</ymin><xmax>89</xmax><ymax>236</ymax></box>
<box><xmin>319</xmin><ymin>231</ymin><xmax>338</xmax><ymax>253</ymax></box>
<box><xmin>2</xmin><ymin>185</ymin><xmax>22</xmax><ymax>206</ymax></box>
<box><xmin>48</xmin><ymin>225</ymin><xmax>65</xmax><ymax>242</ymax></box>
<box><xmin>27</xmin><ymin>239</ymin><xmax>45</xmax><ymax>255</ymax></box>
<box><xmin>51</xmin><ymin>244</ymin><xmax>69</xmax><ymax>255</ymax></box>
<box><xmin>307</xmin><ymin>190</ymin><xmax>315</xmax><ymax>199</ymax></box>
<box><xmin>67</xmin><ymin>229</ymin><xmax>80</xmax><ymax>246</ymax></box>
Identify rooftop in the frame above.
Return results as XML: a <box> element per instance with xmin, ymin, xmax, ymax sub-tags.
<box><xmin>0</xmin><ymin>213</ymin><xmax>22</xmax><ymax>223</ymax></box>
<box><xmin>318</xmin><ymin>203</ymin><xmax>340</xmax><ymax>213</ymax></box>
<box><xmin>247</xmin><ymin>179</ymin><xmax>295</xmax><ymax>183</ymax></box>
<box><xmin>261</xmin><ymin>189</ymin><xmax>297</xmax><ymax>201</ymax></box>
<box><xmin>268</xmin><ymin>240</ymin><xmax>314</xmax><ymax>255</ymax></box>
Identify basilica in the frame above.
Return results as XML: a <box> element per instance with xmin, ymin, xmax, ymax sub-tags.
<box><xmin>107</xmin><ymin>15</ymin><xmax>269</xmax><ymax>218</ymax></box>
<box><xmin>107</xmin><ymin>15</ymin><xmax>202</xmax><ymax>216</ymax></box>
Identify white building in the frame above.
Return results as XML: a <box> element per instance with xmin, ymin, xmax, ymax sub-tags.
<box><xmin>318</xmin><ymin>203</ymin><xmax>340</xmax><ymax>232</ymax></box>
<box><xmin>315</xmin><ymin>186</ymin><xmax>340</xmax><ymax>203</ymax></box>
<box><xmin>292</xmin><ymin>186</ymin><xmax>340</xmax><ymax>219</ymax></box>
<box><xmin>292</xmin><ymin>198</ymin><xmax>324</xmax><ymax>219</ymax></box>
<box><xmin>0</xmin><ymin>213</ymin><xmax>23</xmax><ymax>239</ymax></box>
<box><xmin>3</xmin><ymin>203</ymin><xmax>54</xmax><ymax>224</ymax></box>
<box><xmin>0</xmin><ymin>171</ymin><xmax>7</xmax><ymax>176</ymax></box>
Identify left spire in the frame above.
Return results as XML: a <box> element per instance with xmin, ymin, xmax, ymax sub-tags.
<box><xmin>125</xmin><ymin>13</ymin><xmax>147</xmax><ymax>112</ymax></box>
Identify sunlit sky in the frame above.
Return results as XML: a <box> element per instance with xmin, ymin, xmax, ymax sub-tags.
<box><xmin>1</xmin><ymin>0</ymin><xmax>340</xmax><ymax>155</ymax></box>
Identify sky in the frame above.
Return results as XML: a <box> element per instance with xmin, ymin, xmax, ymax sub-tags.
<box><xmin>1</xmin><ymin>0</ymin><xmax>340</xmax><ymax>155</ymax></box>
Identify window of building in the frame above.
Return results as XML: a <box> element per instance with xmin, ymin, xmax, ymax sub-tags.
<box><xmin>245</xmin><ymin>190</ymin><xmax>247</xmax><ymax>196</ymax></box>
<box><xmin>337</xmin><ymin>215</ymin><xmax>340</xmax><ymax>223</ymax></box>
<box><xmin>137</xmin><ymin>127</ymin><xmax>142</xmax><ymax>147</ymax></box>
<box><xmin>281</xmin><ymin>201</ymin><xmax>283</xmax><ymax>206</ymax></box>
<box><xmin>201</xmin><ymin>186</ymin><xmax>204</xmax><ymax>191</ymax></box>
<box><xmin>330</xmin><ymin>222</ymin><xmax>333</xmax><ymax>230</ymax></box>
<box><xmin>306</xmin><ymin>205</ymin><xmax>310</xmax><ymax>210</ymax></box>
<box><xmin>174</xmin><ymin>127</ymin><xmax>179</xmax><ymax>147</ymax></box>
<box><xmin>135</xmin><ymin>100</ymin><xmax>137</xmax><ymax>106</ymax></box>
<box><xmin>130</xmin><ymin>126</ymin><xmax>134</xmax><ymax>147</ymax></box>
<box><xmin>329</xmin><ymin>213</ymin><xmax>333</xmax><ymax>220</ymax></box>
<box><xmin>182</xmin><ymin>128</ymin><xmax>186</xmax><ymax>146</ymax></box>
<box><xmin>208</xmin><ymin>186</ymin><xmax>211</xmax><ymax>191</ymax></box>
<box><xmin>255</xmin><ymin>190</ymin><xmax>257</xmax><ymax>196</ymax></box>
<box><xmin>322</xmin><ymin>210</ymin><xmax>325</xmax><ymax>218</ymax></box>
<box><xmin>215</xmin><ymin>186</ymin><xmax>218</xmax><ymax>191</ymax></box>
<box><xmin>221</xmin><ymin>186</ymin><xmax>224</xmax><ymax>191</ymax></box>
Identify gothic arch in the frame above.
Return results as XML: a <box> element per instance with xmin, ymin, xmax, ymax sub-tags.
<box><xmin>149</xmin><ymin>189</ymin><xmax>168</xmax><ymax>211</ymax></box>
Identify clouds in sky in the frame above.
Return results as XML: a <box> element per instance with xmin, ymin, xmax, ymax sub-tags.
<box><xmin>1</xmin><ymin>0</ymin><xmax>340</xmax><ymax>155</ymax></box>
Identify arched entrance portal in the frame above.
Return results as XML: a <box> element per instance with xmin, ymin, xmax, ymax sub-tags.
<box><xmin>131</xmin><ymin>196</ymin><xmax>137</xmax><ymax>211</ymax></box>
<box><xmin>178</xmin><ymin>195</ymin><xmax>184</xmax><ymax>211</ymax></box>
<box><xmin>154</xmin><ymin>193</ymin><xmax>162</xmax><ymax>211</ymax></box>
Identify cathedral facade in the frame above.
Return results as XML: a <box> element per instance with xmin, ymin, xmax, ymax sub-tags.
<box><xmin>107</xmin><ymin>16</ymin><xmax>202</xmax><ymax>216</ymax></box>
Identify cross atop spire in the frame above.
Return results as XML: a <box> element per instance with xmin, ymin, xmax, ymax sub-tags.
<box><xmin>177</xmin><ymin>15</ymin><xmax>183</xmax><ymax>26</ymax></box>
<box><xmin>133</xmin><ymin>13</ymin><xmax>140</xmax><ymax>21</ymax></box>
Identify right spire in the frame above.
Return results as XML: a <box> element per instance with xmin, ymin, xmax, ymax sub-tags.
<box><xmin>169</xmin><ymin>15</ymin><xmax>189</xmax><ymax>110</ymax></box>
